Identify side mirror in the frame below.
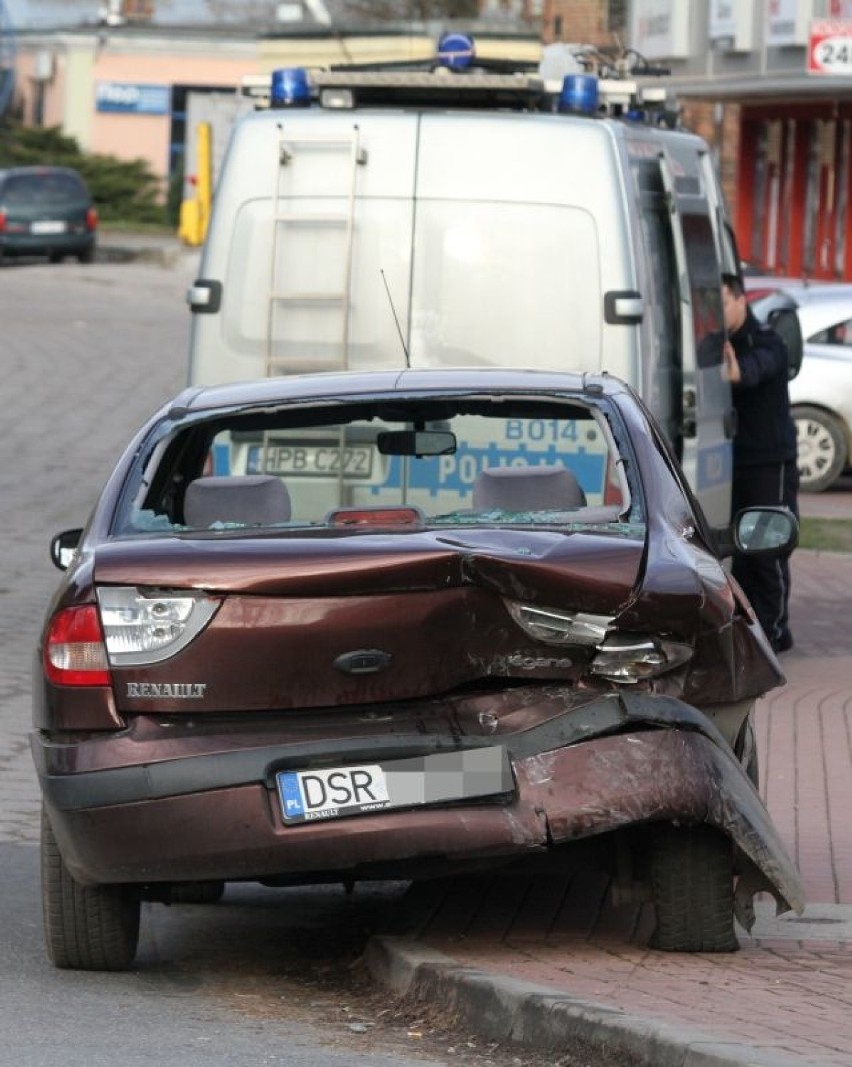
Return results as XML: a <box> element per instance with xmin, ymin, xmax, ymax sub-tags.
<box><xmin>50</xmin><ymin>528</ymin><xmax>83</xmax><ymax>571</ymax></box>
<box><xmin>734</xmin><ymin>507</ymin><xmax>798</xmax><ymax>555</ymax></box>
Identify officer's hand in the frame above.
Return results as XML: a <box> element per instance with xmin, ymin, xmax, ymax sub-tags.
<box><xmin>722</xmin><ymin>340</ymin><xmax>741</xmax><ymax>383</ymax></box>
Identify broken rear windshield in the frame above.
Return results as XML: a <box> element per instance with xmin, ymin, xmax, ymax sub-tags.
<box><xmin>117</xmin><ymin>393</ymin><xmax>643</xmax><ymax>535</ymax></box>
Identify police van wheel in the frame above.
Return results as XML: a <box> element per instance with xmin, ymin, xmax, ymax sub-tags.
<box><xmin>794</xmin><ymin>405</ymin><xmax>847</xmax><ymax>493</ymax></box>
<box><xmin>650</xmin><ymin>824</ymin><xmax>738</xmax><ymax>953</ymax></box>
<box><xmin>41</xmin><ymin>807</ymin><xmax>140</xmax><ymax>970</ymax></box>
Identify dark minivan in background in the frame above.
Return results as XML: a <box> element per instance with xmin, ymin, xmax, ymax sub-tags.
<box><xmin>0</xmin><ymin>165</ymin><xmax>97</xmax><ymax>264</ymax></box>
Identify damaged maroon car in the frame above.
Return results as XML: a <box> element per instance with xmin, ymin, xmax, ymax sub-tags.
<box><xmin>33</xmin><ymin>368</ymin><xmax>803</xmax><ymax>970</ymax></box>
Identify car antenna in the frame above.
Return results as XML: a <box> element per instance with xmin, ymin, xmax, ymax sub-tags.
<box><xmin>381</xmin><ymin>269</ymin><xmax>411</xmax><ymax>369</ymax></box>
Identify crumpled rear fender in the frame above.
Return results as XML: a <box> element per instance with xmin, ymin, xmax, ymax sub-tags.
<box><xmin>514</xmin><ymin>723</ymin><xmax>804</xmax><ymax>924</ymax></box>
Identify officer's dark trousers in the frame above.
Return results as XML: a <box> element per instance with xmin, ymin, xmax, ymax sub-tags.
<box><xmin>731</xmin><ymin>460</ymin><xmax>799</xmax><ymax>650</ymax></box>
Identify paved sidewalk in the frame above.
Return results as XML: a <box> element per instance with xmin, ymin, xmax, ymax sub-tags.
<box><xmin>368</xmin><ymin>544</ymin><xmax>852</xmax><ymax>1067</ymax></box>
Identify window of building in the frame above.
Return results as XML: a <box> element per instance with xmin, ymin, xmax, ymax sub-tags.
<box><xmin>607</xmin><ymin>0</ymin><xmax>626</xmax><ymax>33</ymax></box>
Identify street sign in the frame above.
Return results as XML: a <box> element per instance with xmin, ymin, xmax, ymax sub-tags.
<box><xmin>808</xmin><ymin>19</ymin><xmax>852</xmax><ymax>74</ymax></box>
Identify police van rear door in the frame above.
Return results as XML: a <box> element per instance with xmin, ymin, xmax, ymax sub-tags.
<box><xmin>656</xmin><ymin>150</ymin><xmax>732</xmax><ymax>527</ymax></box>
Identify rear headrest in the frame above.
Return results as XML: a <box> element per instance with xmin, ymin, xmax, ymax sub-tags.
<box><xmin>472</xmin><ymin>464</ymin><xmax>587</xmax><ymax>511</ymax></box>
<box><xmin>184</xmin><ymin>475</ymin><xmax>291</xmax><ymax>527</ymax></box>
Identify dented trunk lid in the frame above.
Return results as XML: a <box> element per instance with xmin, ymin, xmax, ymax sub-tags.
<box><xmin>94</xmin><ymin>527</ymin><xmax>645</xmax><ymax>713</ymax></box>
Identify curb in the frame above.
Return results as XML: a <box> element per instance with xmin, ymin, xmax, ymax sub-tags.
<box><xmin>96</xmin><ymin>232</ymin><xmax>192</xmax><ymax>269</ymax></box>
<box><xmin>364</xmin><ymin>935</ymin><xmax>811</xmax><ymax>1067</ymax></box>
<box><xmin>96</xmin><ymin>244</ymin><xmax>186</xmax><ymax>268</ymax></box>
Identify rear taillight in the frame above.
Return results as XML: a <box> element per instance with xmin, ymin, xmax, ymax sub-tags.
<box><xmin>506</xmin><ymin>600</ymin><xmax>613</xmax><ymax>645</ymax></box>
<box><xmin>44</xmin><ymin>605</ymin><xmax>111</xmax><ymax>687</ymax></box>
<box><xmin>589</xmin><ymin>634</ymin><xmax>693</xmax><ymax>683</ymax></box>
<box><xmin>0</xmin><ymin>209</ymin><xmax>6</xmax><ymax>233</ymax></box>
<box><xmin>86</xmin><ymin>207</ymin><xmax>98</xmax><ymax>232</ymax></box>
<box><xmin>96</xmin><ymin>587</ymin><xmax>218</xmax><ymax>665</ymax></box>
<box><xmin>45</xmin><ymin>589</ymin><xmax>218</xmax><ymax>685</ymax></box>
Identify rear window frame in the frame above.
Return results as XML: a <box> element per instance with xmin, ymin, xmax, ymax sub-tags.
<box><xmin>111</xmin><ymin>390</ymin><xmax>645</xmax><ymax>538</ymax></box>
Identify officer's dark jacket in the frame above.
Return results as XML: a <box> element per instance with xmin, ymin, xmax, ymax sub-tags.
<box><xmin>729</xmin><ymin>307</ymin><xmax>797</xmax><ymax>467</ymax></box>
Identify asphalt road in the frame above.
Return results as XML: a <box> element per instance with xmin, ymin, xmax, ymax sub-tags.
<box><xmin>0</xmin><ymin>254</ymin><xmax>569</xmax><ymax>1067</ymax></box>
<box><xmin>0</xmin><ymin>255</ymin><xmax>411</xmax><ymax>1067</ymax></box>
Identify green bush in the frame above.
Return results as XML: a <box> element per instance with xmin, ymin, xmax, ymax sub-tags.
<box><xmin>0</xmin><ymin>122</ymin><xmax>167</xmax><ymax>225</ymax></box>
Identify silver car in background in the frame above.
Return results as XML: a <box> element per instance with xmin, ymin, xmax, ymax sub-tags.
<box><xmin>746</xmin><ymin>280</ymin><xmax>852</xmax><ymax>492</ymax></box>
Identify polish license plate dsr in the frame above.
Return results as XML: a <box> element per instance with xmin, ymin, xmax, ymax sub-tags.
<box><xmin>277</xmin><ymin>746</ymin><xmax>512</xmax><ymax>825</ymax></box>
<box><xmin>279</xmin><ymin>763</ymin><xmax>390</xmax><ymax>823</ymax></box>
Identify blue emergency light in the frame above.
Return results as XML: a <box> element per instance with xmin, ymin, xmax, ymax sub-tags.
<box><xmin>558</xmin><ymin>74</ymin><xmax>599</xmax><ymax>115</ymax></box>
<box><xmin>436</xmin><ymin>32</ymin><xmax>476</xmax><ymax>71</ymax></box>
<box><xmin>270</xmin><ymin>66</ymin><xmax>311</xmax><ymax>108</ymax></box>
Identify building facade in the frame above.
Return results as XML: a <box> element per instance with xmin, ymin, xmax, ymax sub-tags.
<box><xmin>542</xmin><ymin>0</ymin><xmax>852</xmax><ymax>282</ymax></box>
<box><xmin>17</xmin><ymin>0</ymin><xmax>852</xmax><ymax>281</ymax></box>
<box><xmin>10</xmin><ymin>20</ymin><xmax>541</xmax><ymax>200</ymax></box>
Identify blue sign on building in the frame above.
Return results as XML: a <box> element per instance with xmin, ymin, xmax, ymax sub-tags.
<box><xmin>96</xmin><ymin>82</ymin><xmax>170</xmax><ymax>115</ymax></box>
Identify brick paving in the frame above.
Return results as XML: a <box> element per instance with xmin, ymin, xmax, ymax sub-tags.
<box><xmin>384</xmin><ymin>545</ymin><xmax>852</xmax><ymax>1066</ymax></box>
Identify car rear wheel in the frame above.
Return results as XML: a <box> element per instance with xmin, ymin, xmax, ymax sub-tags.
<box><xmin>78</xmin><ymin>245</ymin><xmax>96</xmax><ymax>264</ymax></box>
<box><xmin>794</xmin><ymin>405</ymin><xmax>848</xmax><ymax>493</ymax></box>
<box><xmin>650</xmin><ymin>824</ymin><xmax>738</xmax><ymax>952</ymax></box>
<box><xmin>41</xmin><ymin>807</ymin><xmax>140</xmax><ymax>970</ymax></box>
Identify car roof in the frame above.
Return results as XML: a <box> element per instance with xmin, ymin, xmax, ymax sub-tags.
<box><xmin>174</xmin><ymin>367</ymin><xmax>627</xmax><ymax>415</ymax></box>
<box><xmin>745</xmin><ymin>277</ymin><xmax>848</xmax><ymax>299</ymax></box>
<box><xmin>782</xmin><ymin>287</ymin><xmax>852</xmax><ymax>337</ymax></box>
<box><xmin>745</xmin><ymin>278</ymin><xmax>852</xmax><ymax>336</ymax></box>
<box><xmin>0</xmin><ymin>165</ymin><xmax>85</xmax><ymax>179</ymax></box>
<box><xmin>780</xmin><ymin>284</ymin><xmax>852</xmax><ymax>302</ymax></box>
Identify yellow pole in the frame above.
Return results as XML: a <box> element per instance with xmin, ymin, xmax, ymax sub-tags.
<box><xmin>197</xmin><ymin>121</ymin><xmax>212</xmax><ymax>244</ymax></box>
<box><xmin>177</xmin><ymin>120</ymin><xmax>213</xmax><ymax>246</ymax></box>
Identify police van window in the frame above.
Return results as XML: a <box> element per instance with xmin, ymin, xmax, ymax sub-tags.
<box><xmin>633</xmin><ymin>161</ymin><xmax>681</xmax><ymax>455</ymax></box>
<box><xmin>681</xmin><ymin>213</ymin><xmax>724</xmax><ymax>370</ymax></box>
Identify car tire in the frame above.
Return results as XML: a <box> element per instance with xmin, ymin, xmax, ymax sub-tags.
<box><xmin>78</xmin><ymin>244</ymin><xmax>96</xmax><ymax>264</ymax></box>
<box><xmin>41</xmin><ymin>807</ymin><xmax>140</xmax><ymax>971</ymax></box>
<box><xmin>49</xmin><ymin>252</ymin><xmax>64</xmax><ymax>264</ymax></box>
<box><xmin>650</xmin><ymin>824</ymin><xmax>738</xmax><ymax>953</ymax></box>
<box><xmin>794</xmin><ymin>405</ymin><xmax>848</xmax><ymax>493</ymax></box>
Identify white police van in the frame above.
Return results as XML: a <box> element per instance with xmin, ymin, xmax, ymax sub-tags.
<box><xmin>187</xmin><ymin>36</ymin><xmax>742</xmax><ymax>525</ymax></box>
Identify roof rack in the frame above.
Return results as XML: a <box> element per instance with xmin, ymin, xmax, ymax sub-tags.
<box><xmin>239</xmin><ymin>34</ymin><xmax>678</xmax><ymax>123</ymax></box>
<box><xmin>312</xmin><ymin>69</ymin><xmax>547</xmax><ymax>111</ymax></box>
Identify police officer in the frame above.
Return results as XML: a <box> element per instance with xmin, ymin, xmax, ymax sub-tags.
<box><xmin>721</xmin><ymin>273</ymin><xmax>798</xmax><ymax>653</ymax></box>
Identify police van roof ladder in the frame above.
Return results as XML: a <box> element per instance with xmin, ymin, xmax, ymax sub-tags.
<box><xmin>265</xmin><ymin>123</ymin><xmax>367</xmax><ymax>377</ymax></box>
